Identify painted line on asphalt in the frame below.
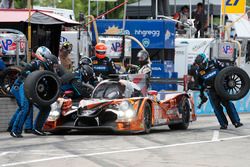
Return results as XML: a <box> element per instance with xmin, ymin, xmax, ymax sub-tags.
<box><xmin>212</xmin><ymin>130</ymin><xmax>220</xmax><ymax>141</ymax></box>
<box><xmin>2</xmin><ymin>134</ymin><xmax>250</xmax><ymax>167</ymax></box>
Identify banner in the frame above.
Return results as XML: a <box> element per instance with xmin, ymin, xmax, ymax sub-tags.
<box><xmin>221</xmin><ymin>0</ymin><xmax>246</xmax><ymax>14</ymax></box>
<box><xmin>95</xmin><ymin>19</ymin><xmax>175</xmax><ymax>49</ymax></box>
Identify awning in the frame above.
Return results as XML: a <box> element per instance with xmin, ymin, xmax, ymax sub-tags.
<box><xmin>0</xmin><ymin>9</ymin><xmax>79</xmax><ymax>26</ymax></box>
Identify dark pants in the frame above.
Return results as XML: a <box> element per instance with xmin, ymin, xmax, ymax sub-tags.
<box><xmin>207</xmin><ymin>89</ymin><xmax>240</xmax><ymax>126</ymax></box>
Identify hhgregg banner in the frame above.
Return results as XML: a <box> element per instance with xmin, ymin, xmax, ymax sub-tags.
<box><xmin>94</xmin><ymin>19</ymin><xmax>175</xmax><ymax>49</ymax></box>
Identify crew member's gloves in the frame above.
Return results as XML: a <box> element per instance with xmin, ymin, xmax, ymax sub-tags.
<box><xmin>198</xmin><ymin>94</ymin><xmax>208</xmax><ymax>109</ymax></box>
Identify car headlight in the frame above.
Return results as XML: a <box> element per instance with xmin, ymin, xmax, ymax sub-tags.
<box><xmin>48</xmin><ymin>110</ymin><xmax>60</xmax><ymax>121</ymax></box>
<box><xmin>119</xmin><ymin>101</ymin><xmax>130</xmax><ymax>111</ymax></box>
<box><xmin>48</xmin><ymin>102</ymin><xmax>61</xmax><ymax>121</ymax></box>
<box><xmin>117</xmin><ymin>101</ymin><xmax>136</xmax><ymax>119</ymax></box>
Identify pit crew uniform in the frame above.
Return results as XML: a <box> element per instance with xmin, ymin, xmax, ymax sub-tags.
<box><xmin>91</xmin><ymin>56</ymin><xmax>117</xmax><ymax>79</ymax></box>
<box><xmin>194</xmin><ymin>54</ymin><xmax>242</xmax><ymax>129</ymax></box>
<box><xmin>8</xmin><ymin>60</ymin><xmax>51</xmax><ymax>137</ymax></box>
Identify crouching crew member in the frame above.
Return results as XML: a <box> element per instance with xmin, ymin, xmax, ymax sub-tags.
<box><xmin>193</xmin><ymin>53</ymin><xmax>243</xmax><ymax>129</ymax></box>
<box><xmin>8</xmin><ymin>46</ymin><xmax>59</xmax><ymax>138</ymax></box>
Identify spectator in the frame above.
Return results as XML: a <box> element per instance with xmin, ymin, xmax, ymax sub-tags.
<box><xmin>59</xmin><ymin>41</ymin><xmax>73</xmax><ymax>72</ymax></box>
<box><xmin>192</xmin><ymin>2</ymin><xmax>208</xmax><ymax>38</ymax></box>
<box><xmin>173</xmin><ymin>5</ymin><xmax>189</xmax><ymax>32</ymax></box>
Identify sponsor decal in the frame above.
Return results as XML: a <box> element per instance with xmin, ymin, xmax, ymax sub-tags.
<box><xmin>222</xmin><ymin>45</ymin><xmax>234</xmax><ymax>55</ymax></box>
<box><xmin>134</xmin><ymin>29</ymin><xmax>160</xmax><ymax>37</ymax></box>
<box><xmin>142</xmin><ymin>38</ymin><xmax>150</xmax><ymax>47</ymax></box>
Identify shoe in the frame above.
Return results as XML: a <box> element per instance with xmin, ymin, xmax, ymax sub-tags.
<box><xmin>32</xmin><ymin>129</ymin><xmax>47</xmax><ymax>136</ymax></box>
<box><xmin>6</xmin><ymin>126</ymin><xmax>12</xmax><ymax>132</ymax></box>
<box><xmin>10</xmin><ymin>132</ymin><xmax>23</xmax><ymax>138</ymax></box>
<box><xmin>220</xmin><ymin>125</ymin><xmax>228</xmax><ymax>130</ymax></box>
<box><xmin>24</xmin><ymin>129</ymin><xmax>33</xmax><ymax>133</ymax></box>
<box><xmin>234</xmin><ymin>122</ymin><xmax>243</xmax><ymax>128</ymax></box>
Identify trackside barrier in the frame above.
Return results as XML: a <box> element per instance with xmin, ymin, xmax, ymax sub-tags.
<box><xmin>193</xmin><ymin>91</ymin><xmax>250</xmax><ymax>115</ymax></box>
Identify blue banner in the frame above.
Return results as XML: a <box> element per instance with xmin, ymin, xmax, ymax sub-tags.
<box><xmin>193</xmin><ymin>91</ymin><xmax>250</xmax><ymax>115</ymax></box>
<box><xmin>94</xmin><ymin>19</ymin><xmax>175</xmax><ymax>49</ymax></box>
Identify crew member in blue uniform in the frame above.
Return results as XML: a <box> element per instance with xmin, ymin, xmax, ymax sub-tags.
<box><xmin>193</xmin><ymin>53</ymin><xmax>243</xmax><ymax>129</ymax></box>
<box><xmin>91</xmin><ymin>43</ymin><xmax>116</xmax><ymax>79</ymax></box>
<box><xmin>8</xmin><ymin>46</ymin><xmax>59</xmax><ymax>137</ymax></box>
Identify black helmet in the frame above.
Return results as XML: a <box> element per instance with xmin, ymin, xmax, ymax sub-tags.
<box><xmin>79</xmin><ymin>56</ymin><xmax>92</xmax><ymax>67</ymax></box>
<box><xmin>80</xmin><ymin>65</ymin><xmax>94</xmax><ymax>83</ymax></box>
<box><xmin>42</xmin><ymin>54</ymin><xmax>59</xmax><ymax>72</ymax></box>
<box><xmin>194</xmin><ymin>53</ymin><xmax>208</xmax><ymax>70</ymax></box>
<box><xmin>137</xmin><ymin>50</ymin><xmax>149</xmax><ymax>65</ymax></box>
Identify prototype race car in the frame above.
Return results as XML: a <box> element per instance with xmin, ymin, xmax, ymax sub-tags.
<box><xmin>44</xmin><ymin>77</ymin><xmax>196</xmax><ymax>134</ymax></box>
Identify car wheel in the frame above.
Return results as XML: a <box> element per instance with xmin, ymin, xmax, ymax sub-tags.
<box><xmin>1</xmin><ymin>66</ymin><xmax>22</xmax><ymax>96</ymax></box>
<box><xmin>143</xmin><ymin>102</ymin><xmax>152</xmax><ymax>134</ymax></box>
<box><xmin>214</xmin><ymin>66</ymin><xmax>250</xmax><ymax>100</ymax></box>
<box><xmin>24</xmin><ymin>70</ymin><xmax>61</xmax><ymax>107</ymax></box>
<box><xmin>168</xmin><ymin>96</ymin><xmax>190</xmax><ymax>130</ymax></box>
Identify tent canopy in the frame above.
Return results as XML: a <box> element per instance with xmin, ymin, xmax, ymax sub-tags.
<box><xmin>0</xmin><ymin>9</ymin><xmax>79</xmax><ymax>57</ymax></box>
<box><xmin>0</xmin><ymin>9</ymin><xmax>79</xmax><ymax>26</ymax></box>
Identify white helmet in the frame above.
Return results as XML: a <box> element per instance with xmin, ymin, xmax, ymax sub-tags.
<box><xmin>36</xmin><ymin>46</ymin><xmax>51</xmax><ymax>58</ymax></box>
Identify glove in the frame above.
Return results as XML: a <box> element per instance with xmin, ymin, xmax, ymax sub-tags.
<box><xmin>198</xmin><ymin>94</ymin><xmax>208</xmax><ymax>109</ymax></box>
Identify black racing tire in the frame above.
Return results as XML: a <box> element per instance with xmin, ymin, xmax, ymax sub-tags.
<box><xmin>24</xmin><ymin>70</ymin><xmax>61</xmax><ymax>107</ymax></box>
<box><xmin>214</xmin><ymin>66</ymin><xmax>250</xmax><ymax>100</ymax></box>
<box><xmin>143</xmin><ymin>102</ymin><xmax>152</xmax><ymax>134</ymax></box>
<box><xmin>57</xmin><ymin>64</ymin><xmax>67</xmax><ymax>77</ymax></box>
<box><xmin>1</xmin><ymin>66</ymin><xmax>22</xmax><ymax>96</ymax></box>
<box><xmin>168</xmin><ymin>96</ymin><xmax>190</xmax><ymax>130</ymax></box>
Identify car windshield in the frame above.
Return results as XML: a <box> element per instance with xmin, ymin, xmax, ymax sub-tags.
<box><xmin>92</xmin><ymin>81</ymin><xmax>125</xmax><ymax>99</ymax></box>
<box><xmin>92</xmin><ymin>81</ymin><xmax>143</xmax><ymax>99</ymax></box>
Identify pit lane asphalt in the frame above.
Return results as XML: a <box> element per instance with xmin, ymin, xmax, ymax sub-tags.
<box><xmin>1</xmin><ymin>113</ymin><xmax>250</xmax><ymax>167</ymax></box>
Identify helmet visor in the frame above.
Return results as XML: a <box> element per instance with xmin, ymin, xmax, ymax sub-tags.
<box><xmin>96</xmin><ymin>50</ymin><xmax>106</xmax><ymax>55</ymax></box>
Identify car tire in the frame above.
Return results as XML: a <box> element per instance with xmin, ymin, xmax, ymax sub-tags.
<box><xmin>168</xmin><ymin>96</ymin><xmax>190</xmax><ymax>130</ymax></box>
<box><xmin>24</xmin><ymin>70</ymin><xmax>61</xmax><ymax>107</ymax></box>
<box><xmin>214</xmin><ymin>66</ymin><xmax>250</xmax><ymax>100</ymax></box>
<box><xmin>1</xmin><ymin>66</ymin><xmax>22</xmax><ymax>96</ymax></box>
<box><xmin>143</xmin><ymin>102</ymin><xmax>152</xmax><ymax>134</ymax></box>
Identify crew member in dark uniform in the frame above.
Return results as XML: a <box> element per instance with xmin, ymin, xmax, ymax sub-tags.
<box><xmin>193</xmin><ymin>53</ymin><xmax>243</xmax><ymax>129</ymax></box>
<box><xmin>91</xmin><ymin>43</ymin><xmax>116</xmax><ymax>79</ymax></box>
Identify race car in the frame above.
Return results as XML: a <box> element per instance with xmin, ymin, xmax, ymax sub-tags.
<box><xmin>44</xmin><ymin>76</ymin><xmax>196</xmax><ymax>134</ymax></box>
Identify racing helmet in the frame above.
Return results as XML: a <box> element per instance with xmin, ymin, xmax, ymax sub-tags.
<box><xmin>137</xmin><ymin>50</ymin><xmax>149</xmax><ymax>65</ymax></box>
<box><xmin>42</xmin><ymin>54</ymin><xmax>59</xmax><ymax>72</ymax></box>
<box><xmin>80</xmin><ymin>64</ymin><xmax>95</xmax><ymax>83</ymax></box>
<box><xmin>79</xmin><ymin>56</ymin><xmax>92</xmax><ymax>67</ymax></box>
<box><xmin>95</xmin><ymin>43</ymin><xmax>107</xmax><ymax>59</ymax></box>
<box><xmin>195</xmin><ymin>53</ymin><xmax>208</xmax><ymax>70</ymax></box>
<box><xmin>36</xmin><ymin>46</ymin><xmax>52</xmax><ymax>58</ymax></box>
<box><xmin>61</xmin><ymin>41</ymin><xmax>73</xmax><ymax>53</ymax></box>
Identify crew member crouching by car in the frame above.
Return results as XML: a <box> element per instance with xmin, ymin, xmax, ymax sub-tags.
<box><xmin>8</xmin><ymin>46</ymin><xmax>59</xmax><ymax>138</ymax></box>
<box><xmin>193</xmin><ymin>53</ymin><xmax>243</xmax><ymax>129</ymax></box>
